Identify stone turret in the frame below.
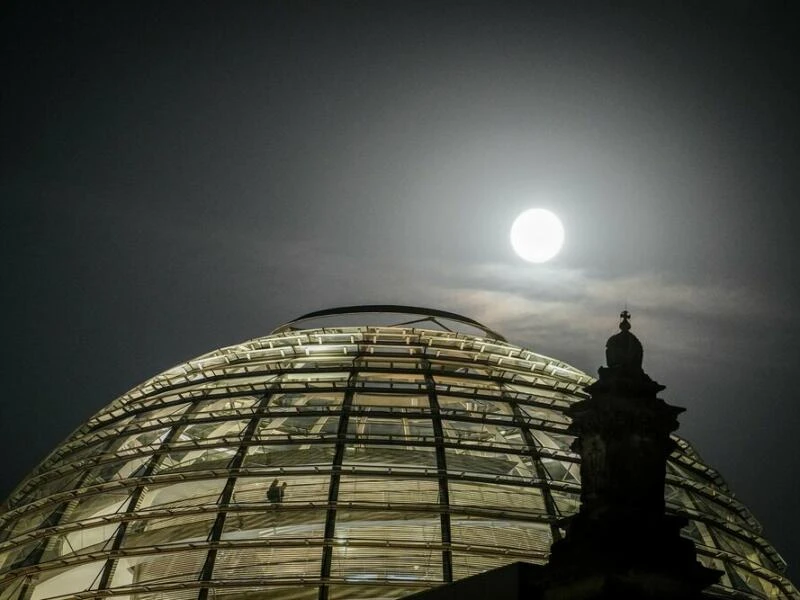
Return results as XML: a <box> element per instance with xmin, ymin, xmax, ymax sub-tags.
<box><xmin>541</xmin><ymin>311</ymin><xmax>721</xmax><ymax>599</ymax></box>
<box><xmin>604</xmin><ymin>310</ymin><xmax>643</xmax><ymax>372</ymax></box>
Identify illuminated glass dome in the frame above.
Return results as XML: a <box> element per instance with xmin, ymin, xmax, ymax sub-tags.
<box><xmin>0</xmin><ymin>306</ymin><xmax>796</xmax><ymax>600</ymax></box>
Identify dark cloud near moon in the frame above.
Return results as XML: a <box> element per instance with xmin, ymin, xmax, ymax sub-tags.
<box><xmin>2</xmin><ymin>0</ymin><xmax>800</xmax><ymax>580</ymax></box>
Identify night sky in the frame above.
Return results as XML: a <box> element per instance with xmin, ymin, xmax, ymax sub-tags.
<box><xmin>3</xmin><ymin>0</ymin><xmax>799</xmax><ymax>582</ymax></box>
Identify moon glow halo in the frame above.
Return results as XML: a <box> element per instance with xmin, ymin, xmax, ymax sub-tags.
<box><xmin>510</xmin><ymin>209</ymin><xmax>565</xmax><ymax>263</ymax></box>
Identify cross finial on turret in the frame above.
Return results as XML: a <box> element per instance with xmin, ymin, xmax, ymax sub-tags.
<box><xmin>620</xmin><ymin>309</ymin><xmax>631</xmax><ymax>331</ymax></box>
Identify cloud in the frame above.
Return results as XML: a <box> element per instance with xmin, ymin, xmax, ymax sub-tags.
<box><xmin>407</xmin><ymin>262</ymin><xmax>782</xmax><ymax>371</ymax></box>
<box><xmin>226</xmin><ymin>233</ymin><xmax>786</xmax><ymax>372</ymax></box>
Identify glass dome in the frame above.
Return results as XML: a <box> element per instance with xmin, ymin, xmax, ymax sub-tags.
<box><xmin>0</xmin><ymin>307</ymin><xmax>795</xmax><ymax>600</ymax></box>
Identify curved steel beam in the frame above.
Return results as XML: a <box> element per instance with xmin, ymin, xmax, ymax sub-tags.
<box><xmin>271</xmin><ymin>304</ymin><xmax>506</xmax><ymax>341</ymax></box>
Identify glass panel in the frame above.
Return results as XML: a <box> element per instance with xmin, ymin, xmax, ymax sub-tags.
<box><xmin>541</xmin><ymin>458</ymin><xmax>580</xmax><ymax>484</ymax></box>
<box><xmin>451</xmin><ymin>551</ymin><xmax>527</xmax><ymax>580</ymax></box>
<box><xmin>232</xmin><ymin>474</ymin><xmax>329</xmax><ymax>507</ymax></box>
<box><xmin>448</xmin><ymin>481</ymin><xmax>547</xmax><ymax>516</ymax></box>
<box><xmin>531</xmin><ymin>430</ymin><xmax>575</xmax><ymax>452</ymax></box>
<box><xmin>257</xmin><ymin>415</ymin><xmax>339</xmax><ymax>439</ymax></box>
<box><xmin>134</xmin><ymin>401</ymin><xmax>191</xmax><ymax>422</ymax></box>
<box><xmin>281</xmin><ymin>371</ymin><xmax>351</xmax><ymax>388</ymax></box>
<box><xmin>28</xmin><ymin>561</ymin><xmax>106</xmax><ymax>597</ymax></box>
<box><xmin>276</xmin><ymin>391</ymin><xmax>344</xmax><ymax>405</ymax></box>
<box><xmin>67</xmin><ymin>488</ymin><xmax>131</xmax><ymax>524</ymax></box>
<box><xmin>433</xmin><ymin>376</ymin><xmax>502</xmax><ymax>396</ymax></box>
<box><xmin>712</xmin><ymin>527</ymin><xmax>776</xmax><ymax>570</ymax></box>
<box><xmin>549</xmin><ymin>489</ymin><xmax>580</xmax><ymax>517</ymax></box>
<box><xmin>121</xmin><ymin>510</ymin><xmax>217</xmax><ymax>549</ymax></box>
<box><xmin>687</xmin><ymin>491</ymin><xmax>750</xmax><ymax>529</ymax></box>
<box><xmin>155</xmin><ymin>447</ymin><xmax>236</xmax><ymax>474</ymax></box>
<box><xmin>179</xmin><ymin>419</ymin><xmax>250</xmax><ymax>442</ymax></box>
<box><xmin>352</xmin><ymin>393</ymin><xmax>429</xmax><ymax>410</ymax></box>
<box><xmin>450</xmin><ymin>515</ymin><xmax>552</xmax><ymax>555</ymax></box>
<box><xmin>18</xmin><ymin>471</ymin><xmax>84</xmax><ymax>503</ymax></box>
<box><xmin>115</xmin><ymin>549</ymin><xmax>207</xmax><ymax>587</ymax></box>
<box><xmin>47</xmin><ymin>443</ymin><xmax>105</xmax><ymax>471</ymax></box>
<box><xmin>347</xmin><ymin>416</ymin><xmax>434</xmax><ymax>443</ymax></box>
<box><xmin>214</xmin><ymin>545</ymin><xmax>323</xmax><ymax>579</ymax></box>
<box><xmin>341</xmin><ymin>445</ymin><xmax>438</xmax><ymax>470</ymax></box>
<box><xmin>224</xmin><ymin>475</ymin><xmax>329</xmax><ymax>542</ymax></box>
<box><xmin>110</xmin><ymin>555</ymin><xmax>140</xmax><ymax>588</ymax></box>
<box><xmin>728</xmin><ymin>563</ymin><xmax>768</xmax><ymax>595</ymax></box>
<box><xmin>357</xmin><ymin>357</ymin><xmax>420</xmax><ymax>370</ymax></box>
<box><xmin>335</xmin><ymin>509</ymin><xmax>441</xmax><ymax>545</ymax></box>
<box><xmin>138</xmin><ymin>479</ymin><xmax>226</xmax><ymax>511</ymax></box>
<box><xmin>44</xmin><ymin>521</ymin><xmax>120</xmax><ymax>559</ymax></box>
<box><xmin>40</xmin><ymin>489</ymin><xmax>130</xmax><ymax>559</ymax></box>
<box><xmin>194</xmin><ymin>395</ymin><xmax>261</xmax><ymax>416</ymax></box>
<box><xmin>83</xmin><ymin>455</ymin><xmax>150</xmax><ymax>484</ymax></box>
<box><xmin>338</xmin><ymin>476</ymin><xmax>440</xmax><ymax>506</ymax></box>
<box><xmin>356</xmin><ymin>371</ymin><xmax>426</xmax><ymax>384</ymax></box>
<box><xmin>441</xmin><ymin>420</ymin><xmax>527</xmax><ymax>453</ymax></box>
<box><xmin>1</xmin><ymin>504</ymin><xmax>60</xmax><ymax>541</ymax></box>
<box><xmin>360</xmin><ymin>419</ymin><xmax>405</xmax><ymax>437</ymax></box>
<box><xmin>330</xmin><ymin>544</ymin><xmax>442</xmax><ymax>583</ymax></box>
<box><xmin>666</xmin><ymin>460</ymin><xmax>716</xmax><ymax>487</ymax></box>
<box><xmin>437</xmin><ymin>394</ymin><xmax>513</xmax><ymax>420</ymax></box>
<box><xmin>681</xmin><ymin>519</ymin><xmax>709</xmax><ymax>546</ymax></box>
<box><xmin>0</xmin><ymin>539</ymin><xmax>45</xmax><ymax>573</ymax></box>
<box><xmin>329</xmin><ymin>582</ymin><xmax>425</xmax><ymax>599</ymax></box>
<box><xmin>430</xmin><ymin>363</ymin><xmax>491</xmax><ymax>377</ymax></box>
<box><xmin>504</xmin><ymin>384</ymin><xmax>574</xmax><ymax>406</ymax></box>
<box><xmin>693</xmin><ymin>519</ymin><xmax>718</xmax><ymax>548</ymax></box>
<box><xmin>754</xmin><ymin>575</ymin><xmax>784</xmax><ymax>599</ymax></box>
<box><xmin>207</xmin><ymin>585</ymin><xmax>320</xmax><ymax>600</ymax></box>
<box><xmin>446</xmin><ymin>446</ymin><xmax>535</xmax><ymax>478</ymax></box>
<box><xmin>244</xmin><ymin>444</ymin><xmax>337</xmax><ymax>469</ymax></box>
<box><xmin>664</xmin><ymin>483</ymin><xmax>697</xmax><ymax>510</ymax></box>
<box><xmin>516</xmin><ymin>403</ymin><xmax>571</xmax><ymax>425</ymax></box>
<box><xmin>223</xmin><ymin>507</ymin><xmax>327</xmax><ymax>544</ymax></box>
<box><xmin>88</xmin><ymin>408</ymin><xmax>136</xmax><ymax>430</ymax></box>
<box><xmin>112</xmin><ymin>427</ymin><xmax>171</xmax><ymax>453</ymax></box>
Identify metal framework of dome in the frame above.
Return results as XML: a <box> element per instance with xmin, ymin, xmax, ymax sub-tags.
<box><xmin>0</xmin><ymin>306</ymin><xmax>795</xmax><ymax>600</ymax></box>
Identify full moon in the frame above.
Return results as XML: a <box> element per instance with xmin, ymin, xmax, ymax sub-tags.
<box><xmin>510</xmin><ymin>208</ymin><xmax>565</xmax><ymax>263</ymax></box>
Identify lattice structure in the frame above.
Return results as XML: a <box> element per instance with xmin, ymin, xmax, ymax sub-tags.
<box><xmin>0</xmin><ymin>307</ymin><xmax>795</xmax><ymax>600</ymax></box>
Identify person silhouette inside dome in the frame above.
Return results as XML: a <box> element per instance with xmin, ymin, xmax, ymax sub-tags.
<box><xmin>267</xmin><ymin>478</ymin><xmax>281</xmax><ymax>504</ymax></box>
